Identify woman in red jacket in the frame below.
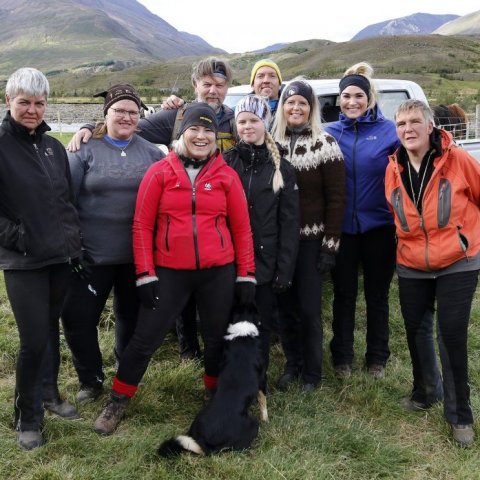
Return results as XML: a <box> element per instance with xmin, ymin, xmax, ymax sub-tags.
<box><xmin>93</xmin><ymin>103</ymin><xmax>256</xmax><ymax>435</ymax></box>
<box><xmin>386</xmin><ymin>99</ymin><xmax>480</xmax><ymax>447</ymax></box>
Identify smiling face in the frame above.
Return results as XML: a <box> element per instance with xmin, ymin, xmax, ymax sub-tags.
<box><xmin>105</xmin><ymin>99</ymin><xmax>140</xmax><ymax>140</ymax></box>
<box><xmin>252</xmin><ymin>66</ymin><xmax>281</xmax><ymax>100</ymax></box>
<box><xmin>194</xmin><ymin>75</ymin><xmax>228</xmax><ymax>112</ymax></box>
<box><xmin>283</xmin><ymin>94</ymin><xmax>310</xmax><ymax>128</ymax></box>
<box><xmin>6</xmin><ymin>92</ymin><xmax>46</xmax><ymax>132</ymax></box>
<box><xmin>183</xmin><ymin>125</ymin><xmax>217</xmax><ymax>160</ymax></box>
<box><xmin>340</xmin><ymin>85</ymin><xmax>368</xmax><ymax>119</ymax></box>
<box><xmin>395</xmin><ymin>108</ymin><xmax>433</xmax><ymax>158</ymax></box>
<box><xmin>236</xmin><ymin>111</ymin><xmax>266</xmax><ymax>145</ymax></box>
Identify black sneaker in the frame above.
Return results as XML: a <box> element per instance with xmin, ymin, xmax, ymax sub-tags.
<box><xmin>276</xmin><ymin>372</ymin><xmax>298</xmax><ymax>392</ymax></box>
<box><xmin>44</xmin><ymin>399</ymin><xmax>81</xmax><ymax>419</ymax></box>
<box><xmin>76</xmin><ymin>385</ymin><xmax>103</xmax><ymax>403</ymax></box>
<box><xmin>16</xmin><ymin>430</ymin><xmax>44</xmax><ymax>450</ymax></box>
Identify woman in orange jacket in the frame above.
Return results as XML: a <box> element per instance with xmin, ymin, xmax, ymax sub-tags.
<box><xmin>385</xmin><ymin>99</ymin><xmax>480</xmax><ymax>447</ymax></box>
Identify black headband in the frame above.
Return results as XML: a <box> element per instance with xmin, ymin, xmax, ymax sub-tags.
<box><xmin>283</xmin><ymin>81</ymin><xmax>314</xmax><ymax>107</ymax></box>
<box><xmin>339</xmin><ymin>74</ymin><xmax>371</xmax><ymax>100</ymax></box>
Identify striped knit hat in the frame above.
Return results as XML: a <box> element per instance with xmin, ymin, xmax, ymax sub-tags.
<box><xmin>235</xmin><ymin>95</ymin><xmax>272</xmax><ymax>128</ymax></box>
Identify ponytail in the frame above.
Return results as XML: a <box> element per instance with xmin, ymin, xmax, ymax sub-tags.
<box><xmin>265</xmin><ymin>132</ymin><xmax>284</xmax><ymax>193</ymax></box>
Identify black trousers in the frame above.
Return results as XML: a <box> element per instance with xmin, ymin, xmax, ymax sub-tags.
<box><xmin>4</xmin><ymin>263</ymin><xmax>71</xmax><ymax>431</ymax></box>
<box><xmin>255</xmin><ymin>282</ymin><xmax>277</xmax><ymax>391</ymax></box>
<box><xmin>399</xmin><ymin>270</ymin><xmax>478</xmax><ymax>425</ymax></box>
<box><xmin>62</xmin><ymin>264</ymin><xmax>139</xmax><ymax>389</ymax></box>
<box><xmin>277</xmin><ymin>240</ymin><xmax>324</xmax><ymax>385</ymax></box>
<box><xmin>330</xmin><ymin>225</ymin><xmax>396</xmax><ymax>367</ymax></box>
<box><xmin>116</xmin><ymin>264</ymin><xmax>235</xmax><ymax>387</ymax></box>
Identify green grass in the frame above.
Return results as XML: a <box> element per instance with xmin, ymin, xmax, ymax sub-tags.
<box><xmin>1</xmin><ymin>276</ymin><xmax>480</xmax><ymax>479</ymax></box>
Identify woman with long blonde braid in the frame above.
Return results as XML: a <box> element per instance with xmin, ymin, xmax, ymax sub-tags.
<box><xmin>224</xmin><ymin>95</ymin><xmax>300</xmax><ymax>393</ymax></box>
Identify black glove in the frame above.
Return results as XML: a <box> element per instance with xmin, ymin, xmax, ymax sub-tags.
<box><xmin>137</xmin><ymin>278</ymin><xmax>159</xmax><ymax>309</ymax></box>
<box><xmin>316</xmin><ymin>252</ymin><xmax>336</xmax><ymax>275</ymax></box>
<box><xmin>71</xmin><ymin>256</ymin><xmax>92</xmax><ymax>281</ymax></box>
<box><xmin>271</xmin><ymin>279</ymin><xmax>291</xmax><ymax>294</ymax></box>
<box><xmin>235</xmin><ymin>281</ymin><xmax>256</xmax><ymax>307</ymax></box>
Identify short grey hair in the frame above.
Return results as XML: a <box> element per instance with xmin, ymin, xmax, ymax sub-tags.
<box><xmin>395</xmin><ymin>99</ymin><xmax>434</xmax><ymax>125</ymax></box>
<box><xmin>5</xmin><ymin>67</ymin><xmax>50</xmax><ymax>99</ymax></box>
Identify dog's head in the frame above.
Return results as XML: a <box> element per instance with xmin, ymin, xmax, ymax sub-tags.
<box><xmin>224</xmin><ymin>305</ymin><xmax>261</xmax><ymax>342</ymax></box>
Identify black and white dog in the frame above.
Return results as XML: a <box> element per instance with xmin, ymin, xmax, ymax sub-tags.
<box><xmin>157</xmin><ymin>305</ymin><xmax>268</xmax><ymax>456</ymax></box>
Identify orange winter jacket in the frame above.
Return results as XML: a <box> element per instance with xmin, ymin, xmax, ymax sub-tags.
<box><xmin>385</xmin><ymin>129</ymin><xmax>480</xmax><ymax>271</ymax></box>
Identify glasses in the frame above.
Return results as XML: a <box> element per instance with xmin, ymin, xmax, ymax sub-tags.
<box><xmin>109</xmin><ymin>108</ymin><xmax>140</xmax><ymax>119</ymax></box>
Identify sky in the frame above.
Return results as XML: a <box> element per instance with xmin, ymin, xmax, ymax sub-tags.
<box><xmin>137</xmin><ymin>1</ymin><xmax>479</xmax><ymax>53</ymax></box>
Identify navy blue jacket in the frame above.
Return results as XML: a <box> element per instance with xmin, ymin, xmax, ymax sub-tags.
<box><xmin>325</xmin><ymin>106</ymin><xmax>399</xmax><ymax>234</ymax></box>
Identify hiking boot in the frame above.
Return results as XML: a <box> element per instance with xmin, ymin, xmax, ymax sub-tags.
<box><xmin>334</xmin><ymin>364</ymin><xmax>352</xmax><ymax>380</ymax></box>
<box><xmin>76</xmin><ymin>384</ymin><xmax>103</xmax><ymax>403</ymax></box>
<box><xmin>93</xmin><ymin>393</ymin><xmax>129</xmax><ymax>435</ymax></box>
<box><xmin>44</xmin><ymin>399</ymin><xmax>81</xmax><ymax>419</ymax></box>
<box><xmin>17</xmin><ymin>430</ymin><xmax>44</xmax><ymax>450</ymax></box>
<box><xmin>367</xmin><ymin>364</ymin><xmax>385</xmax><ymax>380</ymax></box>
<box><xmin>301</xmin><ymin>383</ymin><xmax>317</xmax><ymax>393</ymax></box>
<box><xmin>276</xmin><ymin>372</ymin><xmax>298</xmax><ymax>392</ymax></box>
<box><xmin>399</xmin><ymin>396</ymin><xmax>437</xmax><ymax>412</ymax></box>
<box><xmin>451</xmin><ymin>424</ymin><xmax>475</xmax><ymax>447</ymax></box>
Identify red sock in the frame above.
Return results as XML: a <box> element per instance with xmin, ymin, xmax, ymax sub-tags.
<box><xmin>112</xmin><ymin>376</ymin><xmax>138</xmax><ymax>398</ymax></box>
<box><xmin>203</xmin><ymin>373</ymin><xmax>218</xmax><ymax>391</ymax></box>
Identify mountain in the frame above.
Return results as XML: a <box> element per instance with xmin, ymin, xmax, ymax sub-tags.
<box><xmin>253</xmin><ymin>43</ymin><xmax>289</xmax><ymax>54</ymax></box>
<box><xmin>351</xmin><ymin>13</ymin><xmax>458</xmax><ymax>41</ymax></box>
<box><xmin>0</xmin><ymin>0</ymin><xmax>223</xmax><ymax>76</ymax></box>
<box><xmin>433</xmin><ymin>10</ymin><xmax>480</xmax><ymax>36</ymax></box>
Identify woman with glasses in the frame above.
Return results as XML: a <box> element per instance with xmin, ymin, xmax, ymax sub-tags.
<box><xmin>62</xmin><ymin>84</ymin><xmax>164</xmax><ymax>404</ymax></box>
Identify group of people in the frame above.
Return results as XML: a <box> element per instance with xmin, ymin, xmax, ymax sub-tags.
<box><xmin>1</xmin><ymin>55</ymin><xmax>479</xmax><ymax>451</ymax></box>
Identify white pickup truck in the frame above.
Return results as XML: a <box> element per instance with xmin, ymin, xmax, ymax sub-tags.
<box><xmin>224</xmin><ymin>79</ymin><xmax>480</xmax><ymax>161</ymax></box>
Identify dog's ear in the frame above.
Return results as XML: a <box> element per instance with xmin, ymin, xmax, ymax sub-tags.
<box><xmin>231</xmin><ymin>304</ymin><xmax>261</xmax><ymax>326</ymax></box>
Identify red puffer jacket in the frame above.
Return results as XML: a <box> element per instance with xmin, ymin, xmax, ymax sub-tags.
<box><xmin>385</xmin><ymin>129</ymin><xmax>480</xmax><ymax>271</ymax></box>
<box><xmin>133</xmin><ymin>149</ymin><xmax>255</xmax><ymax>279</ymax></box>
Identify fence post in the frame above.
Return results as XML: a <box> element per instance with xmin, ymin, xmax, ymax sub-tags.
<box><xmin>57</xmin><ymin>110</ymin><xmax>62</xmax><ymax>137</ymax></box>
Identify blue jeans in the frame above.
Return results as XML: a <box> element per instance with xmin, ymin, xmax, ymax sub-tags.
<box><xmin>398</xmin><ymin>270</ymin><xmax>478</xmax><ymax>424</ymax></box>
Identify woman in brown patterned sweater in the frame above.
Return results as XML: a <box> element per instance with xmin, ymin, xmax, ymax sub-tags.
<box><xmin>271</xmin><ymin>79</ymin><xmax>346</xmax><ymax>391</ymax></box>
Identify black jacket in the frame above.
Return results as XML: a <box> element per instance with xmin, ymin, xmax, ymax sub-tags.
<box><xmin>224</xmin><ymin>141</ymin><xmax>300</xmax><ymax>285</ymax></box>
<box><xmin>0</xmin><ymin>112</ymin><xmax>81</xmax><ymax>269</ymax></box>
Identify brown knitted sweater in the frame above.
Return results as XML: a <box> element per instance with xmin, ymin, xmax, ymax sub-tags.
<box><xmin>278</xmin><ymin>127</ymin><xmax>345</xmax><ymax>253</ymax></box>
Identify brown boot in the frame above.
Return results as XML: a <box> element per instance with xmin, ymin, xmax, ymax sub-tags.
<box><xmin>93</xmin><ymin>392</ymin><xmax>129</xmax><ymax>435</ymax></box>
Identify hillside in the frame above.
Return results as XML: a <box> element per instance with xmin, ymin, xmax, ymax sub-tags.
<box><xmin>351</xmin><ymin>13</ymin><xmax>458</xmax><ymax>41</ymax></box>
<box><xmin>33</xmin><ymin>35</ymin><xmax>480</xmax><ymax>111</ymax></box>
<box><xmin>433</xmin><ymin>10</ymin><xmax>480</xmax><ymax>35</ymax></box>
<box><xmin>0</xmin><ymin>0</ymin><xmax>222</xmax><ymax>76</ymax></box>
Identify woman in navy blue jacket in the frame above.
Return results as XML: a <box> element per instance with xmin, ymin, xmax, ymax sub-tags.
<box><xmin>325</xmin><ymin>62</ymin><xmax>400</xmax><ymax>380</ymax></box>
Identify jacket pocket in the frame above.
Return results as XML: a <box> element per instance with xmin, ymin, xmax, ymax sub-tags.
<box><xmin>215</xmin><ymin>216</ymin><xmax>225</xmax><ymax>249</ymax></box>
<box><xmin>164</xmin><ymin>215</ymin><xmax>171</xmax><ymax>251</ymax></box>
<box><xmin>457</xmin><ymin>227</ymin><xmax>469</xmax><ymax>253</ymax></box>
<box><xmin>16</xmin><ymin>222</ymin><xmax>27</xmax><ymax>254</ymax></box>
<box><xmin>390</xmin><ymin>188</ymin><xmax>410</xmax><ymax>232</ymax></box>
<box><xmin>437</xmin><ymin>179</ymin><xmax>451</xmax><ymax>228</ymax></box>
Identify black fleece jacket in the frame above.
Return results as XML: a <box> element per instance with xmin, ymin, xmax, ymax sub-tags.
<box><xmin>0</xmin><ymin>112</ymin><xmax>81</xmax><ymax>269</ymax></box>
<box><xmin>224</xmin><ymin>141</ymin><xmax>300</xmax><ymax>286</ymax></box>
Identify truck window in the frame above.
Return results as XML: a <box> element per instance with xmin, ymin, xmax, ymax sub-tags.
<box><xmin>377</xmin><ymin>91</ymin><xmax>410</xmax><ymax>120</ymax></box>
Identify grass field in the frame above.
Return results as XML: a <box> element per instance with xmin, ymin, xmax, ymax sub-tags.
<box><xmin>1</xmin><ymin>275</ymin><xmax>480</xmax><ymax>480</ymax></box>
